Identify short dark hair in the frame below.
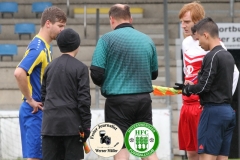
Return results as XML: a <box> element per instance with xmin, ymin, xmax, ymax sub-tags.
<box><xmin>191</xmin><ymin>25</ymin><xmax>197</xmax><ymax>35</ymax></box>
<box><xmin>194</xmin><ymin>17</ymin><xmax>219</xmax><ymax>38</ymax></box>
<box><xmin>109</xmin><ymin>4</ymin><xmax>131</xmax><ymax>20</ymax></box>
<box><xmin>41</xmin><ymin>6</ymin><xmax>67</xmax><ymax>27</ymax></box>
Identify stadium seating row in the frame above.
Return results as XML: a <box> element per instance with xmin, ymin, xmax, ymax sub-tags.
<box><xmin>0</xmin><ymin>22</ymin><xmax>34</xmax><ymax>60</ymax></box>
<box><xmin>0</xmin><ymin>43</ymin><xmax>54</xmax><ymax>61</ymax></box>
<box><xmin>0</xmin><ymin>23</ymin><xmax>36</xmax><ymax>40</ymax></box>
<box><xmin>73</xmin><ymin>7</ymin><xmax>144</xmax><ymax>18</ymax></box>
<box><xmin>0</xmin><ymin>2</ymin><xmax>143</xmax><ymax>61</ymax></box>
<box><xmin>0</xmin><ymin>1</ymin><xmax>51</xmax><ymax>60</ymax></box>
<box><xmin>0</xmin><ymin>22</ymin><xmax>31</xmax><ymax>60</ymax></box>
<box><xmin>0</xmin><ymin>44</ymin><xmax>18</xmax><ymax>61</ymax></box>
<box><xmin>0</xmin><ymin>1</ymin><xmax>52</xmax><ymax>18</ymax></box>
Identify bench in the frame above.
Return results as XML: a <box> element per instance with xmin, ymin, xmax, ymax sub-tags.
<box><xmin>73</xmin><ymin>7</ymin><xmax>143</xmax><ymax>18</ymax></box>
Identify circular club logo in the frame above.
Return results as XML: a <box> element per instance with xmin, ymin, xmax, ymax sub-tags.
<box><xmin>125</xmin><ymin>122</ymin><xmax>159</xmax><ymax>158</ymax></box>
<box><xmin>89</xmin><ymin>122</ymin><xmax>124</xmax><ymax>157</ymax></box>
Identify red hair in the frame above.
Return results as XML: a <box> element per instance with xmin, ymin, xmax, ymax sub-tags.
<box><xmin>179</xmin><ymin>1</ymin><xmax>205</xmax><ymax>23</ymax></box>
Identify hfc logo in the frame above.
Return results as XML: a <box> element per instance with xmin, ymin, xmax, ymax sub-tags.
<box><xmin>134</xmin><ymin>130</ymin><xmax>149</xmax><ymax>151</ymax></box>
<box><xmin>125</xmin><ymin>123</ymin><xmax>159</xmax><ymax>158</ymax></box>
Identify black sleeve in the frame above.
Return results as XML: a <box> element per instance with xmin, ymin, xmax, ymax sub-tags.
<box><xmin>152</xmin><ymin>70</ymin><xmax>158</xmax><ymax>80</ymax></box>
<box><xmin>78</xmin><ymin>66</ymin><xmax>91</xmax><ymax>129</ymax></box>
<box><xmin>188</xmin><ymin>54</ymin><xmax>218</xmax><ymax>94</ymax></box>
<box><xmin>41</xmin><ymin>67</ymin><xmax>48</xmax><ymax>103</ymax></box>
<box><xmin>90</xmin><ymin>65</ymin><xmax>105</xmax><ymax>87</ymax></box>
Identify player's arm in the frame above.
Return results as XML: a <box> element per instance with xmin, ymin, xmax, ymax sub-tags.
<box><xmin>14</xmin><ymin>67</ymin><xmax>32</xmax><ymax>101</ymax></box>
<box><xmin>187</xmin><ymin>55</ymin><xmax>217</xmax><ymax>94</ymax></box>
<box><xmin>14</xmin><ymin>48</ymin><xmax>44</xmax><ymax>113</ymax></box>
<box><xmin>218</xmin><ymin>41</ymin><xmax>238</xmax><ymax>95</ymax></box>
<box><xmin>90</xmin><ymin>65</ymin><xmax>105</xmax><ymax>86</ymax></box>
<box><xmin>78</xmin><ymin>66</ymin><xmax>91</xmax><ymax>132</ymax></box>
<box><xmin>90</xmin><ymin>38</ymin><xmax>107</xmax><ymax>86</ymax></box>
<box><xmin>14</xmin><ymin>67</ymin><xmax>43</xmax><ymax>113</ymax></box>
<box><xmin>152</xmin><ymin>71</ymin><xmax>158</xmax><ymax>80</ymax></box>
<box><xmin>151</xmin><ymin>41</ymin><xmax>158</xmax><ymax>80</ymax></box>
<box><xmin>41</xmin><ymin>66</ymin><xmax>49</xmax><ymax>104</ymax></box>
<box><xmin>232</xmin><ymin>64</ymin><xmax>239</xmax><ymax>95</ymax></box>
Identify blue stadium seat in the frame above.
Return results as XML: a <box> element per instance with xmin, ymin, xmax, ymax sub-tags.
<box><xmin>0</xmin><ymin>2</ymin><xmax>18</xmax><ymax>18</ymax></box>
<box><xmin>14</xmin><ymin>23</ymin><xmax>36</xmax><ymax>40</ymax></box>
<box><xmin>0</xmin><ymin>44</ymin><xmax>18</xmax><ymax>61</ymax></box>
<box><xmin>32</xmin><ymin>2</ymin><xmax>52</xmax><ymax>18</ymax></box>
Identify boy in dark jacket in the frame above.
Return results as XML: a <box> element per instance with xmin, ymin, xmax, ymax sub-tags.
<box><xmin>41</xmin><ymin>28</ymin><xmax>91</xmax><ymax>160</ymax></box>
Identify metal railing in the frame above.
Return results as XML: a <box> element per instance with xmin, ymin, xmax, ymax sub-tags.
<box><xmin>66</xmin><ymin>0</ymin><xmax>70</xmax><ymax>17</ymax></box>
<box><xmin>230</xmin><ymin>0</ymin><xmax>234</xmax><ymax>22</ymax></box>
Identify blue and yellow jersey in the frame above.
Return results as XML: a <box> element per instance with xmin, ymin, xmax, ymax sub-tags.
<box><xmin>17</xmin><ymin>35</ymin><xmax>52</xmax><ymax>102</ymax></box>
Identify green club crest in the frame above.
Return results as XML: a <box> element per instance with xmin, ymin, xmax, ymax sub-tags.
<box><xmin>125</xmin><ymin>122</ymin><xmax>159</xmax><ymax>158</ymax></box>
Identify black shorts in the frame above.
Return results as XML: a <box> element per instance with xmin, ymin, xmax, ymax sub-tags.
<box><xmin>105</xmin><ymin>93</ymin><xmax>153</xmax><ymax>148</ymax></box>
<box><xmin>42</xmin><ymin>135</ymin><xmax>84</xmax><ymax>160</ymax></box>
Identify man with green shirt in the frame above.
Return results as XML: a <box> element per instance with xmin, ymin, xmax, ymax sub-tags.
<box><xmin>90</xmin><ymin>3</ymin><xmax>158</xmax><ymax>160</ymax></box>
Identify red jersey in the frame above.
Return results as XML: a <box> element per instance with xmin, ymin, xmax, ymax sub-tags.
<box><xmin>182</xmin><ymin>36</ymin><xmax>207</xmax><ymax>102</ymax></box>
<box><xmin>182</xmin><ymin>36</ymin><xmax>227</xmax><ymax>102</ymax></box>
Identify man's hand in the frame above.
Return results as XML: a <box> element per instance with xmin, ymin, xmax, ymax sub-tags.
<box><xmin>182</xmin><ymin>84</ymin><xmax>191</xmax><ymax>97</ymax></box>
<box><xmin>26</xmin><ymin>98</ymin><xmax>43</xmax><ymax>114</ymax></box>
<box><xmin>173</xmin><ymin>83</ymin><xmax>184</xmax><ymax>90</ymax></box>
<box><xmin>184</xmin><ymin>80</ymin><xmax>194</xmax><ymax>85</ymax></box>
<box><xmin>82</xmin><ymin>129</ymin><xmax>90</xmax><ymax>142</ymax></box>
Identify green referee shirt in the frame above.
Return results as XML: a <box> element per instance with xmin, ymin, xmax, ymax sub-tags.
<box><xmin>91</xmin><ymin>23</ymin><xmax>158</xmax><ymax>96</ymax></box>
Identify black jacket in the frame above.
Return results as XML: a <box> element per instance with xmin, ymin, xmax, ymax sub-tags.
<box><xmin>41</xmin><ymin>54</ymin><xmax>91</xmax><ymax>136</ymax></box>
<box><xmin>188</xmin><ymin>45</ymin><xmax>235</xmax><ymax>105</ymax></box>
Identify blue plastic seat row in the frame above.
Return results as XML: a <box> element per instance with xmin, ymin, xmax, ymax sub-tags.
<box><xmin>0</xmin><ymin>1</ymin><xmax>52</xmax><ymax>18</ymax></box>
<box><xmin>0</xmin><ymin>44</ymin><xmax>53</xmax><ymax>61</ymax></box>
<box><xmin>0</xmin><ymin>2</ymin><xmax>18</xmax><ymax>18</ymax></box>
<box><xmin>0</xmin><ymin>44</ymin><xmax>18</xmax><ymax>61</ymax></box>
<box><xmin>0</xmin><ymin>23</ymin><xmax>35</xmax><ymax>40</ymax></box>
<box><xmin>14</xmin><ymin>23</ymin><xmax>36</xmax><ymax>40</ymax></box>
<box><xmin>0</xmin><ymin>1</ymin><xmax>53</xmax><ymax>60</ymax></box>
<box><xmin>32</xmin><ymin>2</ymin><xmax>52</xmax><ymax>18</ymax></box>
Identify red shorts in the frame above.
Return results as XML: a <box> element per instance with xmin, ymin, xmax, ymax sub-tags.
<box><xmin>178</xmin><ymin>101</ymin><xmax>202</xmax><ymax>151</ymax></box>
